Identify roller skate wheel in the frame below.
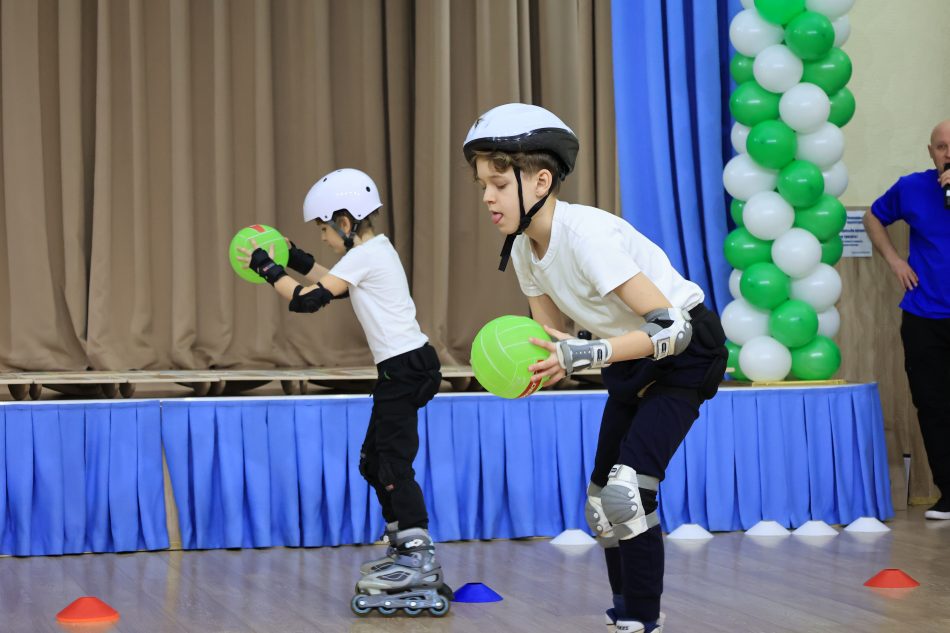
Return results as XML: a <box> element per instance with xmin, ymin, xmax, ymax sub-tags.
<box><xmin>429</xmin><ymin>600</ymin><xmax>450</xmax><ymax>617</ymax></box>
<box><xmin>378</xmin><ymin>606</ymin><xmax>397</xmax><ymax>616</ymax></box>
<box><xmin>404</xmin><ymin>607</ymin><xmax>421</xmax><ymax>616</ymax></box>
<box><xmin>350</xmin><ymin>595</ymin><xmax>372</xmax><ymax>616</ymax></box>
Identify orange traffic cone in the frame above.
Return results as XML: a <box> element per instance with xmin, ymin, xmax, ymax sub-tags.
<box><xmin>56</xmin><ymin>597</ymin><xmax>120</xmax><ymax>624</ymax></box>
<box><xmin>863</xmin><ymin>569</ymin><xmax>920</xmax><ymax>589</ymax></box>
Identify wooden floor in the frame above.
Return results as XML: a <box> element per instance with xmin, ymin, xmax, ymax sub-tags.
<box><xmin>4</xmin><ymin>508</ymin><xmax>949</xmax><ymax>633</ymax></box>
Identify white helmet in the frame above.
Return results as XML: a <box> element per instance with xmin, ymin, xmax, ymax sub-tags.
<box><xmin>462</xmin><ymin>103</ymin><xmax>579</xmax><ymax>180</ymax></box>
<box><xmin>303</xmin><ymin>168</ymin><xmax>382</xmax><ymax>223</ymax></box>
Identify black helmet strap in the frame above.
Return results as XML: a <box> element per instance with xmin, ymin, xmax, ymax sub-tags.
<box><xmin>498</xmin><ymin>166</ymin><xmax>551</xmax><ymax>272</ymax></box>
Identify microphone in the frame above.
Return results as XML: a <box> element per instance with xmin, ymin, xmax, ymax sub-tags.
<box><xmin>945</xmin><ymin>163</ymin><xmax>950</xmax><ymax>210</ymax></box>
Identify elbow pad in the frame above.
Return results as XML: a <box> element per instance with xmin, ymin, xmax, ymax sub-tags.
<box><xmin>639</xmin><ymin>308</ymin><xmax>692</xmax><ymax>359</ymax></box>
<box><xmin>288</xmin><ymin>283</ymin><xmax>334</xmax><ymax>313</ymax></box>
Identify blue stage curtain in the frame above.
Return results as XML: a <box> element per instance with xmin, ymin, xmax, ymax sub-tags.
<box><xmin>162</xmin><ymin>398</ymin><xmax>386</xmax><ymax>549</ymax></box>
<box><xmin>161</xmin><ymin>386</ymin><xmax>892</xmax><ymax>548</ymax></box>
<box><xmin>659</xmin><ymin>383</ymin><xmax>894</xmax><ymax>531</ymax></box>
<box><xmin>0</xmin><ymin>401</ymin><xmax>168</xmax><ymax>556</ymax></box>
<box><xmin>611</xmin><ymin>0</ymin><xmax>743</xmax><ymax>312</ymax></box>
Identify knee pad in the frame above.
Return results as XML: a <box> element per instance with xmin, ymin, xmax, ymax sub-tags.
<box><xmin>359</xmin><ymin>452</ymin><xmax>379</xmax><ymax>485</ymax></box>
<box><xmin>601</xmin><ymin>464</ymin><xmax>660</xmax><ymax>540</ymax></box>
<box><xmin>585</xmin><ymin>483</ymin><xmax>619</xmax><ymax>548</ymax></box>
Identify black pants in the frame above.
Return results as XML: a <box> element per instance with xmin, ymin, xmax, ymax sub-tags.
<box><xmin>594</xmin><ymin>304</ymin><xmax>727</xmax><ymax>623</ymax></box>
<box><xmin>901</xmin><ymin>311</ymin><xmax>950</xmax><ymax>495</ymax></box>
<box><xmin>359</xmin><ymin>343</ymin><xmax>442</xmax><ymax>531</ymax></box>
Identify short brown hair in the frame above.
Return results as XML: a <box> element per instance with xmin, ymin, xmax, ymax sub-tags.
<box><xmin>315</xmin><ymin>209</ymin><xmax>377</xmax><ymax>234</ymax></box>
<box><xmin>470</xmin><ymin>149</ymin><xmax>563</xmax><ymax>196</ymax></box>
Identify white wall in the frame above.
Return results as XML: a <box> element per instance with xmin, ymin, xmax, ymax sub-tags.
<box><xmin>842</xmin><ymin>0</ymin><xmax>950</xmax><ymax>205</ymax></box>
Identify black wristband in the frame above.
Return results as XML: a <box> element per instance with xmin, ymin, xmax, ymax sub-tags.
<box><xmin>260</xmin><ymin>262</ymin><xmax>288</xmax><ymax>286</ymax></box>
<box><xmin>287</xmin><ymin>242</ymin><xmax>315</xmax><ymax>275</ymax></box>
<box><xmin>249</xmin><ymin>248</ymin><xmax>288</xmax><ymax>286</ymax></box>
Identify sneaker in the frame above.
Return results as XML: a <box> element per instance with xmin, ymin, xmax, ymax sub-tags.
<box><xmin>925</xmin><ymin>497</ymin><xmax>950</xmax><ymax>520</ymax></box>
<box><xmin>616</xmin><ymin>619</ymin><xmax>663</xmax><ymax>633</ymax></box>
<box><xmin>610</xmin><ymin>612</ymin><xmax>665</xmax><ymax>632</ymax></box>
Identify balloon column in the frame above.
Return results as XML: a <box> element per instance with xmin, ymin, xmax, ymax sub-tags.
<box><xmin>723</xmin><ymin>0</ymin><xmax>852</xmax><ymax>381</ymax></box>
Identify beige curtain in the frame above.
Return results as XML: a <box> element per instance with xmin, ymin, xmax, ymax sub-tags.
<box><xmin>0</xmin><ymin>0</ymin><xmax>616</xmax><ymax>371</ymax></box>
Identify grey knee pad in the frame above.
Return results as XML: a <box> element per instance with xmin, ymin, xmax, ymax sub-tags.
<box><xmin>600</xmin><ymin>464</ymin><xmax>660</xmax><ymax>540</ymax></box>
<box><xmin>585</xmin><ymin>483</ymin><xmax>619</xmax><ymax>548</ymax></box>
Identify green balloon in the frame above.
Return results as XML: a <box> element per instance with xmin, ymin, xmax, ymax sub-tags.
<box><xmin>726</xmin><ymin>340</ymin><xmax>748</xmax><ymax>381</ymax></box>
<box><xmin>769</xmin><ymin>300</ymin><xmax>819</xmax><ymax>348</ymax></box>
<box><xmin>755</xmin><ymin>0</ymin><xmax>805</xmax><ymax>25</ymax></box>
<box><xmin>778</xmin><ymin>160</ymin><xmax>824</xmax><ymax>207</ymax></box>
<box><xmin>740</xmin><ymin>262</ymin><xmax>791</xmax><ymax>310</ymax></box>
<box><xmin>802</xmin><ymin>48</ymin><xmax>853</xmax><ymax>95</ymax></box>
<box><xmin>730</xmin><ymin>198</ymin><xmax>745</xmax><ymax>228</ymax></box>
<box><xmin>828</xmin><ymin>87</ymin><xmax>856</xmax><ymax>127</ymax></box>
<box><xmin>724</xmin><ymin>228</ymin><xmax>773</xmax><ymax>270</ymax></box>
<box><xmin>794</xmin><ymin>195</ymin><xmax>847</xmax><ymax>241</ymax></box>
<box><xmin>730</xmin><ymin>54</ymin><xmax>755</xmax><ymax>84</ymax></box>
<box><xmin>820</xmin><ymin>234</ymin><xmax>843</xmax><ymax>265</ymax></box>
<box><xmin>791</xmin><ymin>335</ymin><xmax>841</xmax><ymax>380</ymax></box>
<box><xmin>747</xmin><ymin>120</ymin><xmax>797</xmax><ymax>170</ymax></box>
<box><xmin>730</xmin><ymin>81</ymin><xmax>781</xmax><ymax>127</ymax></box>
<box><xmin>784</xmin><ymin>11</ymin><xmax>835</xmax><ymax>61</ymax></box>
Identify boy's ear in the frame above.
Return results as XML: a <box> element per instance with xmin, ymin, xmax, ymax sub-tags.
<box><xmin>536</xmin><ymin>168</ymin><xmax>554</xmax><ymax>196</ymax></box>
<box><xmin>338</xmin><ymin>215</ymin><xmax>352</xmax><ymax>233</ymax></box>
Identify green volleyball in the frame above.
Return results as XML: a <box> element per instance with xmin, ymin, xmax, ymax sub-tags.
<box><xmin>229</xmin><ymin>224</ymin><xmax>290</xmax><ymax>284</ymax></box>
<box><xmin>471</xmin><ymin>315</ymin><xmax>552</xmax><ymax>399</ymax></box>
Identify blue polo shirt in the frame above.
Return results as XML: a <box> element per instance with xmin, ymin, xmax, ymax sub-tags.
<box><xmin>871</xmin><ymin>169</ymin><xmax>950</xmax><ymax>318</ymax></box>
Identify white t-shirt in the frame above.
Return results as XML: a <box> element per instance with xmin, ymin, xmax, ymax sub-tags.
<box><xmin>510</xmin><ymin>200</ymin><xmax>704</xmax><ymax>339</ymax></box>
<box><xmin>329</xmin><ymin>235</ymin><xmax>428</xmax><ymax>364</ymax></box>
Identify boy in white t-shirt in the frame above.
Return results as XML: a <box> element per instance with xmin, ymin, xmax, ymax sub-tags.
<box><xmin>241</xmin><ymin>168</ymin><xmax>451</xmax><ymax>617</ymax></box>
<box><xmin>463</xmin><ymin>104</ymin><xmax>727</xmax><ymax>633</ymax></box>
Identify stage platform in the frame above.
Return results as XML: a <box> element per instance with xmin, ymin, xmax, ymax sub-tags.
<box><xmin>0</xmin><ymin>366</ymin><xmax>606</xmax><ymax>400</ymax></box>
<box><xmin>0</xmin><ymin>384</ymin><xmax>892</xmax><ymax>556</ymax></box>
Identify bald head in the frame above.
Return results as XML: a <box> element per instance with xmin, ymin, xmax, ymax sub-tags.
<box><xmin>929</xmin><ymin>119</ymin><xmax>950</xmax><ymax>173</ymax></box>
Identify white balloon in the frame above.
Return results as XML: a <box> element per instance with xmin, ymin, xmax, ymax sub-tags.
<box><xmin>731</xmin><ymin>122</ymin><xmax>751</xmax><ymax>155</ymax></box>
<box><xmin>772</xmin><ymin>228</ymin><xmax>822</xmax><ymax>278</ymax></box>
<box><xmin>739</xmin><ymin>336</ymin><xmax>793</xmax><ymax>382</ymax></box>
<box><xmin>822</xmin><ymin>161</ymin><xmax>849</xmax><ymax>197</ymax></box>
<box><xmin>743</xmin><ymin>191</ymin><xmax>795</xmax><ymax>240</ymax></box>
<box><xmin>779</xmin><ymin>83</ymin><xmax>831</xmax><ymax>133</ymax></box>
<box><xmin>832</xmin><ymin>15</ymin><xmax>851</xmax><ymax>47</ymax></box>
<box><xmin>729</xmin><ymin>10</ymin><xmax>785</xmax><ymax>57</ymax></box>
<box><xmin>790</xmin><ymin>263</ymin><xmax>842</xmax><ymax>312</ymax></box>
<box><xmin>723</xmin><ymin>154</ymin><xmax>778</xmax><ymax>201</ymax></box>
<box><xmin>796</xmin><ymin>122</ymin><xmax>845</xmax><ymax>169</ymax></box>
<box><xmin>740</xmin><ymin>0</ymin><xmax>755</xmax><ymax>8</ymax></box>
<box><xmin>753</xmin><ymin>45</ymin><xmax>804</xmax><ymax>94</ymax></box>
<box><xmin>817</xmin><ymin>306</ymin><xmax>841</xmax><ymax>338</ymax></box>
<box><xmin>805</xmin><ymin>0</ymin><xmax>854</xmax><ymax>19</ymax></box>
<box><xmin>729</xmin><ymin>269</ymin><xmax>744</xmax><ymax>301</ymax></box>
<box><xmin>722</xmin><ymin>298</ymin><xmax>771</xmax><ymax>345</ymax></box>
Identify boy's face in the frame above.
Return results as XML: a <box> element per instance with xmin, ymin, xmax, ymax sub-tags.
<box><xmin>318</xmin><ymin>222</ymin><xmax>347</xmax><ymax>254</ymax></box>
<box><xmin>475</xmin><ymin>158</ymin><xmax>545</xmax><ymax>235</ymax></box>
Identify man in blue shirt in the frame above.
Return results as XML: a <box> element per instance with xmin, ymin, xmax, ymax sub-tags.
<box><xmin>864</xmin><ymin>119</ymin><xmax>950</xmax><ymax>520</ymax></box>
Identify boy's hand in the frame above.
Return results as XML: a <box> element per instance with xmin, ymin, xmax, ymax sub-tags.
<box><xmin>236</xmin><ymin>239</ymin><xmax>287</xmax><ymax>285</ymax></box>
<box><xmin>528</xmin><ymin>325</ymin><xmax>571</xmax><ymax>386</ymax></box>
<box><xmin>286</xmin><ymin>240</ymin><xmax>316</xmax><ymax>275</ymax></box>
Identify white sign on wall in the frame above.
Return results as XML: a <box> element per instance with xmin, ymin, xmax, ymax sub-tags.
<box><xmin>842</xmin><ymin>209</ymin><xmax>872</xmax><ymax>258</ymax></box>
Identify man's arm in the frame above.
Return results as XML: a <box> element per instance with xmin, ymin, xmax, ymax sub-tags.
<box><xmin>863</xmin><ymin>211</ymin><xmax>918</xmax><ymax>290</ymax></box>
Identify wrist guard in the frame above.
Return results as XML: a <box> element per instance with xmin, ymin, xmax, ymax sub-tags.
<box><xmin>554</xmin><ymin>338</ymin><xmax>612</xmax><ymax>376</ymax></box>
<box><xmin>249</xmin><ymin>248</ymin><xmax>287</xmax><ymax>285</ymax></box>
<box><xmin>287</xmin><ymin>242</ymin><xmax>315</xmax><ymax>275</ymax></box>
